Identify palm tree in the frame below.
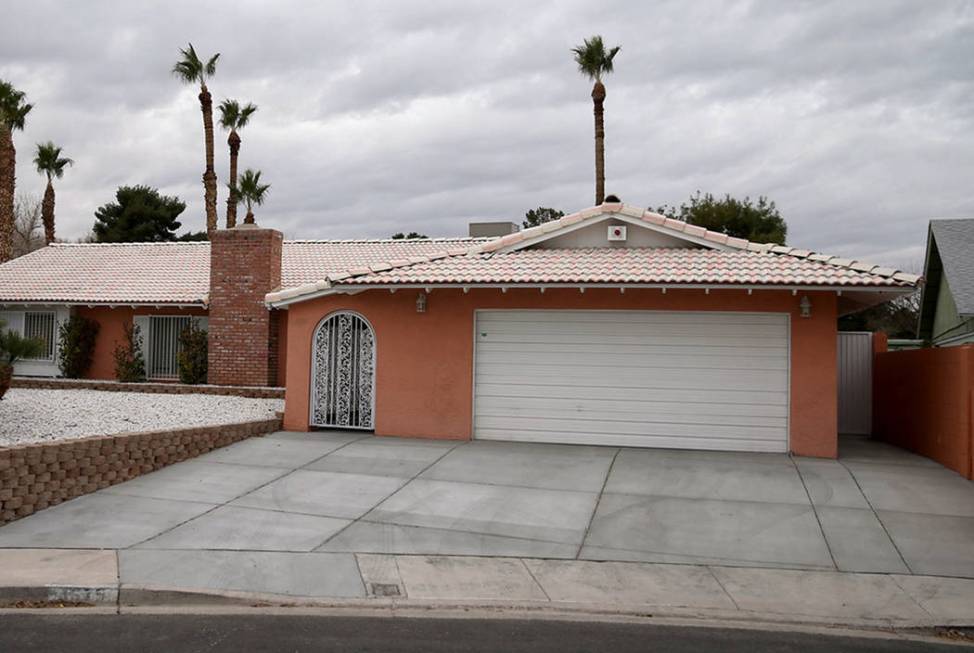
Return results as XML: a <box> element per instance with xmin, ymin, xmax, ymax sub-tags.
<box><xmin>33</xmin><ymin>141</ymin><xmax>73</xmax><ymax>244</ymax></box>
<box><xmin>237</xmin><ymin>169</ymin><xmax>270</xmax><ymax>225</ymax></box>
<box><xmin>172</xmin><ymin>44</ymin><xmax>220</xmax><ymax>234</ymax></box>
<box><xmin>218</xmin><ymin>99</ymin><xmax>257</xmax><ymax>228</ymax></box>
<box><xmin>572</xmin><ymin>36</ymin><xmax>620</xmax><ymax>205</ymax></box>
<box><xmin>0</xmin><ymin>80</ymin><xmax>32</xmax><ymax>263</ymax></box>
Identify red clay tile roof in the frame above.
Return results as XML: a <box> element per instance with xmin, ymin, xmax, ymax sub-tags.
<box><xmin>0</xmin><ymin>238</ymin><xmax>487</xmax><ymax>305</ymax></box>
<box><xmin>265</xmin><ymin>203</ymin><xmax>921</xmax><ymax>305</ymax></box>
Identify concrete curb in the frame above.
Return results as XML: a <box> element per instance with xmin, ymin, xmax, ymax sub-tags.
<box><xmin>0</xmin><ymin>584</ymin><xmax>118</xmax><ymax>605</ymax></box>
<box><xmin>0</xmin><ymin>583</ymin><xmax>969</xmax><ymax>638</ymax></box>
<box><xmin>0</xmin><ymin>580</ymin><xmax>970</xmax><ymax>631</ymax></box>
<box><xmin>110</xmin><ymin>590</ymin><xmax>953</xmax><ymax>630</ymax></box>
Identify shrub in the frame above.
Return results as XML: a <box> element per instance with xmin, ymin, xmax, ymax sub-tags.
<box><xmin>0</xmin><ymin>319</ymin><xmax>46</xmax><ymax>400</ymax></box>
<box><xmin>113</xmin><ymin>322</ymin><xmax>146</xmax><ymax>382</ymax></box>
<box><xmin>177</xmin><ymin>320</ymin><xmax>208</xmax><ymax>384</ymax></box>
<box><xmin>57</xmin><ymin>315</ymin><xmax>100</xmax><ymax>378</ymax></box>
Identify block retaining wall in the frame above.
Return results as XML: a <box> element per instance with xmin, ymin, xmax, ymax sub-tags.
<box><xmin>0</xmin><ymin>417</ymin><xmax>281</xmax><ymax>526</ymax></box>
<box><xmin>11</xmin><ymin>377</ymin><xmax>285</xmax><ymax>399</ymax></box>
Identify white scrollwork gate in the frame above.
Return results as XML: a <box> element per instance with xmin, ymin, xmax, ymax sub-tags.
<box><xmin>311</xmin><ymin>312</ymin><xmax>375</xmax><ymax>429</ymax></box>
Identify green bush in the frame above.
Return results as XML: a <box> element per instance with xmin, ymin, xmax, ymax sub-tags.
<box><xmin>177</xmin><ymin>320</ymin><xmax>208</xmax><ymax>384</ymax></box>
<box><xmin>113</xmin><ymin>322</ymin><xmax>146</xmax><ymax>382</ymax></box>
<box><xmin>0</xmin><ymin>318</ymin><xmax>47</xmax><ymax>366</ymax></box>
<box><xmin>0</xmin><ymin>319</ymin><xmax>47</xmax><ymax>400</ymax></box>
<box><xmin>57</xmin><ymin>315</ymin><xmax>100</xmax><ymax>378</ymax></box>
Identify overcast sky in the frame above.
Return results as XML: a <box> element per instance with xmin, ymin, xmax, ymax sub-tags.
<box><xmin>1</xmin><ymin>0</ymin><xmax>972</xmax><ymax>268</ymax></box>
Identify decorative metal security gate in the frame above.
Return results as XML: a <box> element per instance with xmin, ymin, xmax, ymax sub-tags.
<box><xmin>311</xmin><ymin>312</ymin><xmax>375</xmax><ymax>429</ymax></box>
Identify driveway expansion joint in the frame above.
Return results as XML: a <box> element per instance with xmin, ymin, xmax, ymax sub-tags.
<box><xmin>790</xmin><ymin>455</ymin><xmax>838</xmax><ymax>571</ymax></box>
<box><xmin>836</xmin><ymin>458</ymin><xmax>915</xmax><ymax>575</ymax></box>
<box><xmin>576</xmin><ymin>447</ymin><xmax>620</xmax><ymax>559</ymax></box>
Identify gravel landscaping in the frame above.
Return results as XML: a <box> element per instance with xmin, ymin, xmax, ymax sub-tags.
<box><xmin>0</xmin><ymin>389</ymin><xmax>284</xmax><ymax>447</ymax></box>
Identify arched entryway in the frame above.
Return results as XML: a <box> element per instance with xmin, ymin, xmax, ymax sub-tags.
<box><xmin>310</xmin><ymin>311</ymin><xmax>375</xmax><ymax>429</ymax></box>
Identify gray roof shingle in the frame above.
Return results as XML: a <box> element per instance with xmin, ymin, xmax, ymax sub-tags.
<box><xmin>929</xmin><ymin>219</ymin><xmax>974</xmax><ymax>316</ymax></box>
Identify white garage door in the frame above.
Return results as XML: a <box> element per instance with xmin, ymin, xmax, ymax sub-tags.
<box><xmin>473</xmin><ymin>310</ymin><xmax>789</xmax><ymax>452</ymax></box>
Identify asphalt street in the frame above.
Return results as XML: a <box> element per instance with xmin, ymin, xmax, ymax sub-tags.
<box><xmin>0</xmin><ymin>614</ymin><xmax>966</xmax><ymax>652</ymax></box>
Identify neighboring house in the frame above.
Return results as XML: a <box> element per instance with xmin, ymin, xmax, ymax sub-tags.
<box><xmin>918</xmin><ymin>219</ymin><xmax>974</xmax><ymax>346</ymax></box>
<box><xmin>0</xmin><ymin>201</ymin><xmax>920</xmax><ymax>458</ymax></box>
<box><xmin>0</xmin><ymin>237</ymin><xmax>486</xmax><ymax>383</ymax></box>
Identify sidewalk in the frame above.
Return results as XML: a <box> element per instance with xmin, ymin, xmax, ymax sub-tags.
<box><xmin>3</xmin><ymin>548</ymin><xmax>973</xmax><ymax>631</ymax></box>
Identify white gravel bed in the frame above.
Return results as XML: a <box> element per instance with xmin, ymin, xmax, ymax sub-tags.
<box><xmin>0</xmin><ymin>388</ymin><xmax>284</xmax><ymax>447</ymax></box>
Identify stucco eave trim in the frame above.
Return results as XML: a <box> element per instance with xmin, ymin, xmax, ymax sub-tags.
<box><xmin>0</xmin><ymin>300</ymin><xmax>208</xmax><ymax>309</ymax></box>
<box><xmin>265</xmin><ymin>282</ymin><xmax>915</xmax><ymax>309</ymax></box>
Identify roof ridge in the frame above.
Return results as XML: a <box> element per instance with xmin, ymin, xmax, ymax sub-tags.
<box><xmin>284</xmin><ymin>237</ymin><xmax>488</xmax><ymax>244</ymax></box>
<box><xmin>49</xmin><ymin>237</ymin><xmax>490</xmax><ymax>248</ymax></box>
<box><xmin>50</xmin><ymin>241</ymin><xmax>210</xmax><ymax>247</ymax></box>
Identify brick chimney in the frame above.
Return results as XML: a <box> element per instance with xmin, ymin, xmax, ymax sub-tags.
<box><xmin>208</xmin><ymin>224</ymin><xmax>283</xmax><ymax>386</ymax></box>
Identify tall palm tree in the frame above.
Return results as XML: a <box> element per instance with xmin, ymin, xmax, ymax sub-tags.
<box><xmin>572</xmin><ymin>36</ymin><xmax>620</xmax><ymax>205</ymax></box>
<box><xmin>237</xmin><ymin>168</ymin><xmax>270</xmax><ymax>225</ymax></box>
<box><xmin>172</xmin><ymin>44</ymin><xmax>220</xmax><ymax>234</ymax></box>
<box><xmin>218</xmin><ymin>99</ymin><xmax>257</xmax><ymax>228</ymax></box>
<box><xmin>33</xmin><ymin>141</ymin><xmax>73</xmax><ymax>244</ymax></box>
<box><xmin>0</xmin><ymin>80</ymin><xmax>32</xmax><ymax>263</ymax></box>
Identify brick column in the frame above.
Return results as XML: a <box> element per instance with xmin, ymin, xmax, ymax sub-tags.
<box><xmin>208</xmin><ymin>225</ymin><xmax>283</xmax><ymax>386</ymax></box>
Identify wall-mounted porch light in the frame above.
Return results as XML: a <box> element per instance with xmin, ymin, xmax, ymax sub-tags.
<box><xmin>799</xmin><ymin>295</ymin><xmax>812</xmax><ymax>318</ymax></box>
<box><xmin>416</xmin><ymin>292</ymin><xmax>427</xmax><ymax>313</ymax></box>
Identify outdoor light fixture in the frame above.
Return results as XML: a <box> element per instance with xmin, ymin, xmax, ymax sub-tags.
<box><xmin>799</xmin><ymin>295</ymin><xmax>812</xmax><ymax>318</ymax></box>
<box><xmin>415</xmin><ymin>292</ymin><xmax>427</xmax><ymax>313</ymax></box>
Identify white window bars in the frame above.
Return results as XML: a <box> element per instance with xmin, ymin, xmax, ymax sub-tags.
<box><xmin>146</xmin><ymin>316</ymin><xmax>194</xmax><ymax>380</ymax></box>
<box><xmin>23</xmin><ymin>311</ymin><xmax>56</xmax><ymax>361</ymax></box>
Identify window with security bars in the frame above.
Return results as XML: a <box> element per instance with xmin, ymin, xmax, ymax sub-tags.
<box><xmin>147</xmin><ymin>316</ymin><xmax>193</xmax><ymax>380</ymax></box>
<box><xmin>23</xmin><ymin>312</ymin><xmax>56</xmax><ymax>361</ymax></box>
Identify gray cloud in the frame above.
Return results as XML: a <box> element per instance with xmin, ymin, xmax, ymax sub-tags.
<box><xmin>2</xmin><ymin>0</ymin><xmax>973</xmax><ymax>269</ymax></box>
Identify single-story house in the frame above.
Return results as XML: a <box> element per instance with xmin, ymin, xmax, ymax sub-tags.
<box><xmin>918</xmin><ymin>219</ymin><xmax>974</xmax><ymax>346</ymax></box>
<box><xmin>0</xmin><ymin>201</ymin><xmax>920</xmax><ymax>457</ymax></box>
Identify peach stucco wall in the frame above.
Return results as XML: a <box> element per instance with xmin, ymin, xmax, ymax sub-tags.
<box><xmin>74</xmin><ymin>306</ymin><xmax>208</xmax><ymax>380</ymax></box>
<box><xmin>873</xmin><ymin>344</ymin><xmax>974</xmax><ymax>479</ymax></box>
<box><xmin>282</xmin><ymin>288</ymin><xmax>839</xmax><ymax>457</ymax></box>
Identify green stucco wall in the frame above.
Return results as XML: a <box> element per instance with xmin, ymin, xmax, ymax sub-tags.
<box><xmin>933</xmin><ymin>277</ymin><xmax>974</xmax><ymax>345</ymax></box>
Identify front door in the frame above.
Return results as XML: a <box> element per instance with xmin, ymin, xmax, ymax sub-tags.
<box><xmin>311</xmin><ymin>312</ymin><xmax>375</xmax><ymax>429</ymax></box>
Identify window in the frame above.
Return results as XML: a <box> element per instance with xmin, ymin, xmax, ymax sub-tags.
<box><xmin>146</xmin><ymin>316</ymin><xmax>192</xmax><ymax>380</ymax></box>
<box><xmin>142</xmin><ymin>316</ymin><xmax>208</xmax><ymax>380</ymax></box>
<box><xmin>23</xmin><ymin>312</ymin><xmax>56</xmax><ymax>361</ymax></box>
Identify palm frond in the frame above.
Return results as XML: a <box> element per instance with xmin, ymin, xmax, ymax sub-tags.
<box><xmin>236</xmin><ymin>103</ymin><xmax>257</xmax><ymax>129</ymax></box>
<box><xmin>172</xmin><ymin>43</ymin><xmax>218</xmax><ymax>85</ymax></box>
<box><xmin>218</xmin><ymin>99</ymin><xmax>240</xmax><ymax>129</ymax></box>
<box><xmin>34</xmin><ymin>141</ymin><xmax>73</xmax><ymax>179</ymax></box>
<box><xmin>571</xmin><ymin>35</ymin><xmax>620</xmax><ymax>82</ymax></box>
<box><xmin>172</xmin><ymin>43</ymin><xmax>203</xmax><ymax>83</ymax></box>
<box><xmin>205</xmin><ymin>53</ymin><xmax>220</xmax><ymax>77</ymax></box>
<box><xmin>604</xmin><ymin>46</ymin><xmax>621</xmax><ymax>73</ymax></box>
<box><xmin>0</xmin><ymin>79</ymin><xmax>32</xmax><ymax>131</ymax></box>
<box><xmin>8</xmin><ymin>102</ymin><xmax>32</xmax><ymax>131</ymax></box>
<box><xmin>218</xmin><ymin>99</ymin><xmax>257</xmax><ymax>131</ymax></box>
<box><xmin>238</xmin><ymin>168</ymin><xmax>270</xmax><ymax>208</ymax></box>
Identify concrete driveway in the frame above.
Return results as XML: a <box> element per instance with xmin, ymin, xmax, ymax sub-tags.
<box><xmin>0</xmin><ymin>432</ymin><xmax>971</xmax><ymax>578</ymax></box>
